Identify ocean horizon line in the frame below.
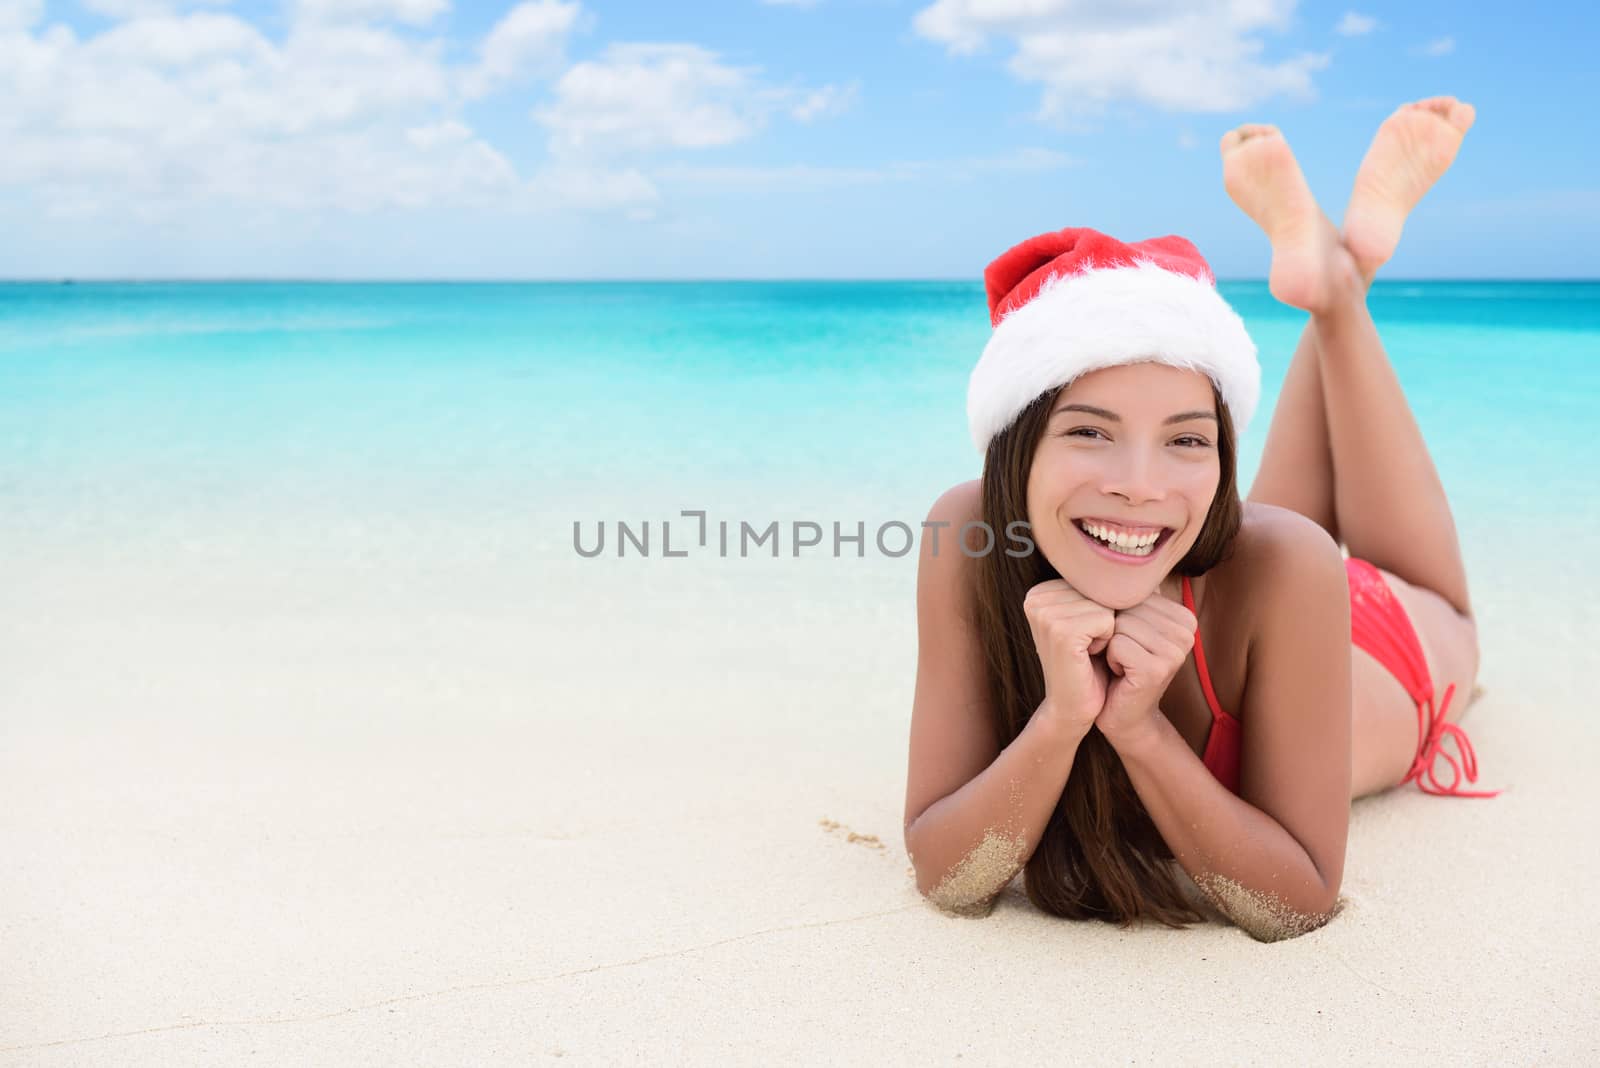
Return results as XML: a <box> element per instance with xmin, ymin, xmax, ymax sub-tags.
<box><xmin>4</xmin><ymin>276</ymin><xmax>1598</xmax><ymax>285</ymax></box>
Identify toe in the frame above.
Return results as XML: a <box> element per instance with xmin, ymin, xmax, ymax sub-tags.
<box><xmin>1224</xmin><ymin>123</ymin><xmax>1274</xmax><ymax>147</ymax></box>
<box><xmin>1447</xmin><ymin>101</ymin><xmax>1476</xmax><ymax>132</ymax></box>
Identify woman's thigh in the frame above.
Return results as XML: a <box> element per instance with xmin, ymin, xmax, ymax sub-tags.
<box><xmin>1349</xmin><ymin>566</ymin><xmax>1481</xmax><ymax>800</ymax></box>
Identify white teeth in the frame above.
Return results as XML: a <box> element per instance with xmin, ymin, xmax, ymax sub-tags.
<box><xmin>1079</xmin><ymin>521</ymin><xmax>1163</xmax><ymax>555</ymax></box>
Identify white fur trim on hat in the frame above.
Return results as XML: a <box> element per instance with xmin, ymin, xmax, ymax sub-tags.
<box><xmin>967</xmin><ymin>260</ymin><xmax>1259</xmax><ymax>453</ymax></box>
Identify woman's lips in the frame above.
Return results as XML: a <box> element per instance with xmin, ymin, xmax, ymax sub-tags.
<box><xmin>1074</xmin><ymin>521</ymin><xmax>1174</xmax><ymax>565</ymax></box>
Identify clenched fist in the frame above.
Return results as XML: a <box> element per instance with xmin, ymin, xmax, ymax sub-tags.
<box><xmin>1022</xmin><ymin>579</ymin><xmax>1116</xmax><ymax>737</ymax></box>
<box><xmin>1094</xmin><ymin>590</ymin><xmax>1198</xmax><ymax>747</ymax></box>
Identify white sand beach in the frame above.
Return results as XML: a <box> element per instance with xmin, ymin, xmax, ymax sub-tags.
<box><xmin>2</xmin><ymin>0</ymin><xmax>1596</xmax><ymax>1055</ymax></box>
<box><xmin>2</xmin><ymin>511</ymin><xmax>1598</xmax><ymax>1064</ymax></box>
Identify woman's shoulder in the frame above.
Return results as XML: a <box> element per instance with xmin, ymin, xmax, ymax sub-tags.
<box><xmin>926</xmin><ymin>477</ymin><xmax>982</xmax><ymax>519</ymax></box>
<box><xmin>1228</xmin><ymin>501</ymin><xmax>1345</xmax><ymax>573</ymax></box>
<box><xmin>915</xmin><ymin>479</ymin><xmax>994</xmax><ymax>634</ymax></box>
<box><xmin>923</xmin><ymin>478</ymin><xmax>990</xmax><ymax>554</ymax></box>
<box><xmin>1213</xmin><ymin>501</ymin><xmax>1348</xmax><ymax>633</ymax></box>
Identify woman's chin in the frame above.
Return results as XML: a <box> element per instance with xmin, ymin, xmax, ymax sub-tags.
<box><xmin>1041</xmin><ymin>540</ymin><xmax>1176</xmax><ymax>608</ymax></box>
<box><xmin>1087</xmin><ymin>587</ymin><xmax>1155</xmax><ymax>611</ymax></box>
<box><xmin>1048</xmin><ymin>527</ymin><xmax>1186</xmax><ymax>608</ymax></box>
<box><xmin>1058</xmin><ymin>567</ymin><xmax>1169</xmax><ymax>610</ymax></box>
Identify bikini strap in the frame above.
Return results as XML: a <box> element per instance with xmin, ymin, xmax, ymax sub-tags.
<box><xmin>1403</xmin><ymin>683</ymin><xmax>1504</xmax><ymax>797</ymax></box>
<box><xmin>1182</xmin><ymin>575</ymin><xmax>1228</xmax><ymax>724</ymax></box>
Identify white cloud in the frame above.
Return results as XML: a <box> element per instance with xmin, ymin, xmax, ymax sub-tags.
<box><xmin>0</xmin><ymin>9</ymin><xmax>514</xmax><ymax>220</ymax></box>
<box><xmin>78</xmin><ymin>12</ymin><xmax>274</xmax><ymax>69</ymax></box>
<box><xmin>966</xmin><ymin>146</ymin><xmax>1074</xmax><ymax>172</ymax></box>
<box><xmin>912</xmin><ymin>0</ymin><xmax>1330</xmax><ymax>119</ymax></box>
<box><xmin>404</xmin><ymin>118</ymin><xmax>471</xmax><ymax>150</ymax></box>
<box><xmin>461</xmin><ymin>0</ymin><xmax>581</xmax><ymax>100</ymax></box>
<box><xmin>0</xmin><ymin>3</ymin><xmax>851</xmax><ymax>226</ymax></box>
<box><xmin>292</xmin><ymin>0</ymin><xmax>450</xmax><ymax>26</ymax></box>
<box><xmin>535</xmin><ymin>43</ymin><xmax>757</xmax><ymax>158</ymax></box>
<box><xmin>82</xmin><ymin>0</ymin><xmax>233</xmax><ymax>18</ymax></box>
<box><xmin>654</xmin><ymin>146</ymin><xmax>1075</xmax><ymax>192</ymax></box>
<box><xmin>657</xmin><ymin>161</ymin><xmax>902</xmax><ymax>191</ymax></box>
<box><xmin>528</xmin><ymin>163</ymin><xmax>660</xmax><ymax>216</ymax></box>
<box><xmin>1422</xmin><ymin>35</ymin><xmax>1455</xmax><ymax>56</ymax></box>
<box><xmin>532</xmin><ymin>42</ymin><xmax>844</xmax><ymax>160</ymax></box>
<box><xmin>1335</xmin><ymin>12</ymin><xmax>1376</xmax><ymax>36</ymax></box>
<box><xmin>790</xmin><ymin>81</ymin><xmax>857</xmax><ymax>122</ymax></box>
<box><xmin>0</xmin><ymin>0</ymin><xmax>45</xmax><ymax>31</ymax></box>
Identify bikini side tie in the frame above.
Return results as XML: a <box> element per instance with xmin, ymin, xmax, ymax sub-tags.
<box><xmin>1401</xmin><ymin>682</ymin><xmax>1502</xmax><ymax>798</ymax></box>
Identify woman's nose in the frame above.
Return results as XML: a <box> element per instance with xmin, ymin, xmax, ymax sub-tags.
<box><xmin>1102</xmin><ymin>448</ymin><xmax>1163</xmax><ymax>503</ymax></box>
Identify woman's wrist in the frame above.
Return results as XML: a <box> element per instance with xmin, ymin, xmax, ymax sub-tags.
<box><xmin>1032</xmin><ymin>697</ymin><xmax>1094</xmax><ymax>746</ymax></box>
<box><xmin>1097</xmin><ymin>704</ymin><xmax>1168</xmax><ymax>760</ymax></box>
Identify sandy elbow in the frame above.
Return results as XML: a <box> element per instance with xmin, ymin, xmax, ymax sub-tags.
<box><xmin>916</xmin><ymin>828</ymin><xmax>1028</xmax><ymax>917</ymax></box>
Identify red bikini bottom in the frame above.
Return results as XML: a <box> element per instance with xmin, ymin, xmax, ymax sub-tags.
<box><xmin>1346</xmin><ymin>557</ymin><xmax>1501</xmax><ymax>798</ymax></box>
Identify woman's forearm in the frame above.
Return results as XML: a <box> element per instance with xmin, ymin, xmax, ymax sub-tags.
<box><xmin>905</xmin><ymin>703</ymin><xmax>1087</xmax><ymax>913</ymax></box>
<box><xmin>1107</xmin><ymin>713</ymin><xmax>1341</xmax><ymax>940</ymax></box>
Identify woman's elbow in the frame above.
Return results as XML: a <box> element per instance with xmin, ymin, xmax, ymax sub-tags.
<box><xmin>906</xmin><ymin>822</ymin><xmax>1022</xmax><ymax>917</ymax></box>
<box><xmin>1194</xmin><ymin>872</ymin><xmax>1346</xmax><ymax>942</ymax></box>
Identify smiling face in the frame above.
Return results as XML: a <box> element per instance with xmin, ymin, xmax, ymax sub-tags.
<box><xmin>1025</xmin><ymin>361</ymin><xmax>1223</xmax><ymax>610</ymax></box>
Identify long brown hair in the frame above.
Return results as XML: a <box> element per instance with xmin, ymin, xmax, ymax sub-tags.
<box><xmin>972</xmin><ymin>379</ymin><xmax>1243</xmax><ymax>927</ymax></box>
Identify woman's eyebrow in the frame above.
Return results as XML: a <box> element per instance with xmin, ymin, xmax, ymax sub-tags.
<box><xmin>1051</xmin><ymin>403</ymin><xmax>1218</xmax><ymax>425</ymax></box>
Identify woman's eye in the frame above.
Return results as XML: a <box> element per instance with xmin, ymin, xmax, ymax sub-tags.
<box><xmin>1063</xmin><ymin>428</ymin><xmax>1210</xmax><ymax>448</ymax></box>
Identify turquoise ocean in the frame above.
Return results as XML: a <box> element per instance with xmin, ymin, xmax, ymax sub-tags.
<box><xmin>2</xmin><ymin>281</ymin><xmax>1598</xmax><ymax>637</ymax></box>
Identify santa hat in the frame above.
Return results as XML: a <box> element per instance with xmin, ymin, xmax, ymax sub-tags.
<box><xmin>967</xmin><ymin>226</ymin><xmax>1259</xmax><ymax>453</ymax></box>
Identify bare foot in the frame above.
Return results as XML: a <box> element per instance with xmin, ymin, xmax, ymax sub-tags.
<box><xmin>1342</xmin><ymin>96</ymin><xmax>1476</xmax><ymax>284</ymax></box>
<box><xmin>1220</xmin><ymin>123</ymin><xmax>1356</xmax><ymax>314</ymax></box>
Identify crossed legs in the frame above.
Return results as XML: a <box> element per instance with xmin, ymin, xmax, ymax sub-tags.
<box><xmin>1220</xmin><ymin>100</ymin><xmax>1486</xmax><ymax>792</ymax></box>
<box><xmin>1223</xmin><ymin>98</ymin><xmax>1479</xmax><ymax>622</ymax></box>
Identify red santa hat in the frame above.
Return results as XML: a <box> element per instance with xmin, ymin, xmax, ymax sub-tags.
<box><xmin>967</xmin><ymin>226</ymin><xmax>1260</xmax><ymax>453</ymax></box>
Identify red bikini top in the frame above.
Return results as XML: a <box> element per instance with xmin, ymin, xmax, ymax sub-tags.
<box><xmin>1182</xmin><ymin>574</ymin><xmax>1242</xmax><ymax>795</ymax></box>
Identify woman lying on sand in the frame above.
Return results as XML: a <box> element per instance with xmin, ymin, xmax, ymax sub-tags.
<box><xmin>902</xmin><ymin>97</ymin><xmax>1497</xmax><ymax>942</ymax></box>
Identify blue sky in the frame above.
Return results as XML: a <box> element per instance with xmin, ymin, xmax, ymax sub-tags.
<box><xmin>1</xmin><ymin>0</ymin><xmax>1595</xmax><ymax>279</ymax></box>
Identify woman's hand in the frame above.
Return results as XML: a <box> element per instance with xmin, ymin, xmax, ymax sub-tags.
<box><xmin>1023</xmin><ymin>579</ymin><xmax>1115</xmax><ymax>737</ymax></box>
<box><xmin>1094</xmin><ymin>590</ymin><xmax>1198</xmax><ymax>749</ymax></box>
